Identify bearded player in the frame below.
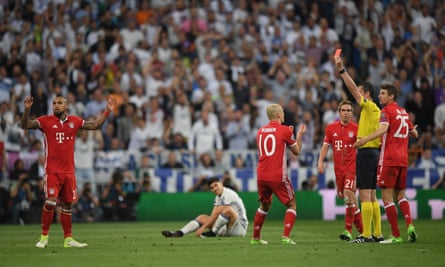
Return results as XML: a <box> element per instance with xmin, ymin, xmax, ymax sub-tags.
<box><xmin>21</xmin><ymin>94</ymin><xmax>117</xmax><ymax>248</ymax></box>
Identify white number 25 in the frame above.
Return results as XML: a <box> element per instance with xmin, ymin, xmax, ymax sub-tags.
<box><xmin>394</xmin><ymin>114</ymin><xmax>410</xmax><ymax>138</ymax></box>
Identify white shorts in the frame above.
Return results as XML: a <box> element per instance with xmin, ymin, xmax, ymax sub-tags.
<box><xmin>221</xmin><ymin>219</ymin><xmax>248</xmax><ymax>237</ymax></box>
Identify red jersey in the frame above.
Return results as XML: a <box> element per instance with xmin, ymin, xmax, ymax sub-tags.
<box><xmin>323</xmin><ymin>120</ymin><xmax>358</xmax><ymax>176</ymax></box>
<box><xmin>37</xmin><ymin>115</ymin><xmax>84</xmax><ymax>174</ymax></box>
<box><xmin>256</xmin><ymin>121</ymin><xmax>296</xmax><ymax>182</ymax></box>
<box><xmin>379</xmin><ymin>102</ymin><xmax>414</xmax><ymax>167</ymax></box>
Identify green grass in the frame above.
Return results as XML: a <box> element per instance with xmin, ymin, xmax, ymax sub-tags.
<box><xmin>0</xmin><ymin>220</ymin><xmax>444</xmax><ymax>267</ymax></box>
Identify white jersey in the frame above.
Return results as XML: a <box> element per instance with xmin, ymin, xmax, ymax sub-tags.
<box><xmin>214</xmin><ymin>187</ymin><xmax>248</xmax><ymax>229</ymax></box>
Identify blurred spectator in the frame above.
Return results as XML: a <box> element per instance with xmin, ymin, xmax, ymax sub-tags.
<box><xmin>172</xmin><ymin>90</ymin><xmax>192</xmax><ymax>140</ymax></box>
<box><xmin>301</xmin><ymin>175</ymin><xmax>319</xmax><ymax>191</ymax></box>
<box><xmin>66</xmin><ymin>91</ymin><xmax>85</xmax><ymax>117</ymax></box>
<box><xmin>9</xmin><ymin>158</ymin><xmax>28</xmax><ymax>182</ymax></box>
<box><xmin>84</xmin><ymin>88</ymin><xmax>108</xmax><ymax>119</ymax></box>
<box><xmin>221</xmin><ymin>170</ymin><xmax>239</xmax><ymax>192</ymax></box>
<box><xmin>13</xmin><ymin>73</ymin><xmax>31</xmax><ymax>114</ymax></box>
<box><xmin>144</xmin><ymin>97</ymin><xmax>165</xmax><ymax>140</ymax></box>
<box><xmin>136</xmin><ymin>0</ymin><xmax>154</xmax><ymax>26</ymax></box>
<box><xmin>416</xmin><ymin>149</ymin><xmax>437</xmax><ymax>169</ymax></box>
<box><xmin>188</xmin><ymin>152</ymin><xmax>215</xmax><ymax>192</ymax></box>
<box><xmin>326</xmin><ymin>179</ymin><xmax>335</xmax><ymax>189</ymax></box>
<box><xmin>73</xmin><ymin>182</ymin><xmax>102</xmax><ymax>223</ymax></box>
<box><xmin>116</xmin><ymin>103</ymin><xmax>137</xmax><ymax>148</ymax></box>
<box><xmin>100</xmin><ymin>169</ymin><xmax>130</xmax><ymax>221</ymax></box>
<box><xmin>122</xmin><ymin>169</ymin><xmax>140</xmax><ymax>195</ymax></box>
<box><xmin>188</xmin><ymin>175</ymin><xmax>209</xmax><ymax>192</ymax></box>
<box><xmin>299</xmin><ymin>111</ymin><xmax>317</xmax><ymax>162</ymax></box>
<box><xmin>5</xmin><ymin>113</ymin><xmax>27</xmax><ymax>154</ymax></box>
<box><xmin>128</xmin><ymin>85</ymin><xmax>149</xmax><ymax>110</ymax></box>
<box><xmin>127</xmin><ymin>116</ymin><xmax>148</xmax><ymax>152</ymax></box>
<box><xmin>141</xmin><ymin>174</ymin><xmax>154</xmax><ymax>193</ymax></box>
<box><xmin>164</xmin><ymin>131</ymin><xmax>188</xmax><ymax>151</ymax></box>
<box><xmin>233</xmin><ymin>155</ymin><xmax>246</xmax><ymax>169</ymax></box>
<box><xmin>120</xmin><ymin>18</ymin><xmax>144</xmax><ymax>50</ymax></box>
<box><xmin>135</xmin><ymin>154</ymin><xmax>155</xmax><ymax>181</ymax></box>
<box><xmin>161</xmin><ymin>151</ymin><xmax>184</xmax><ymax>169</ymax></box>
<box><xmin>9</xmin><ymin>174</ymin><xmax>34</xmax><ymax>224</ymax></box>
<box><xmin>188</xmin><ymin>109</ymin><xmax>223</xmax><ymax>156</ymax></box>
<box><xmin>0</xmin><ymin>66</ymin><xmax>13</xmax><ymax>104</ymax></box>
<box><xmin>28</xmin><ymin>153</ymin><xmax>45</xmax><ymax>184</ymax></box>
<box><xmin>225</xmin><ymin>109</ymin><xmax>250</xmax><ymax>150</ymax></box>
<box><xmin>434</xmin><ymin>99</ymin><xmax>445</xmax><ymax>141</ymax></box>
<box><xmin>75</xmin><ymin>129</ymin><xmax>104</xmax><ymax>196</ymax></box>
<box><xmin>432</xmin><ymin>171</ymin><xmax>445</xmax><ymax>189</ymax></box>
<box><xmin>120</xmin><ymin>61</ymin><xmax>143</xmax><ymax>93</ymax></box>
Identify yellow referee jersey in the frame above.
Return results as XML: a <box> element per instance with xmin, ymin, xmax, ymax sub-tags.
<box><xmin>357</xmin><ymin>96</ymin><xmax>381</xmax><ymax>148</ymax></box>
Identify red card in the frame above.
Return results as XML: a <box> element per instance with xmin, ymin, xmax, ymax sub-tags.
<box><xmin>335</xmin><ymin>49</ymin><xmax>342</xmax><ymax>57</ymax></box>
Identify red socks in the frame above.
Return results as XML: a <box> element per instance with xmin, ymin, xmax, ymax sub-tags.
<box><xmin>384</xmin><ymin>202</ymin><xmax>400</xmax><ymax>237</ymax></box>
<box><xmin>252</xmin><ymin>209</ymin><xmax>267</xmax><ymax>239</ymax></box>
<box><xmin>283</xmin><ymin>209</ymin><xmax>296</xmax><ymax>238</ymax></box>
<box><xmin>398</xmin><ymin>198</ymin><xmax>413</xmax><ymax>227</ymax></box>
<box><xmin>41</xmin><ymin>203</ymin><xmax>55</xmax><ymax>236</ymax></box>
<box><xmin>60</xmin><ymin>208</ymin><xmax>73</xmax><ymax>238</ymax></box>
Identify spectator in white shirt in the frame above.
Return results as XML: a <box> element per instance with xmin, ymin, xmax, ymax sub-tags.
<box><xmin>189</xmin><ymin>109</ymin><xmax>223</xmax><ymax>156</ymax></box>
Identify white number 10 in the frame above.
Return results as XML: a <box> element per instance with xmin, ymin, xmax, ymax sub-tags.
<box><xmin>258</xmin><ymin>133</ymin><xmax>276</xmax><ymax>157</ymax></box>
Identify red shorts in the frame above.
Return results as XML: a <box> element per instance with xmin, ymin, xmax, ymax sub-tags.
<box><xmin>377</xmin><ymin>166</ymin><xmax>407</xmax><ymax>189</ymax></box>
<box><xmin>336</xmin><ymin>170</ymin><xmax>356</xmax><ymax>195</ymax></box>
<box><xmin>257</xmin><ymin>179</ymin><xmax>295</xmax><ymax>206</ymax></box>
<box><xmin>44</xmin><ymin>173</ymin><xmax>78</xmax><ymax>203</ymax></box>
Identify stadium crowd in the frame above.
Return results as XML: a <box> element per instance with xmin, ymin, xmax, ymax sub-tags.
<box><xmin>1</xmin><ymin>0</ymin><xmax>445</xmax><ymax>224</ymax></box>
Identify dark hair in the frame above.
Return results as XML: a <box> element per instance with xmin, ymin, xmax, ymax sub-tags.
<box><xmin>360</xmin><ymin>82</ymin><xmax>375</xmax><ymax>99</ymax></box>
<box><xmin>380</xmin><ymin>83</ymin><xmax>399</xmax><ymax>100</ymax></box>
<box><xmin>207</xmin><ymin>176</ymin><xmax>220</xmax><ymax>187</ymax></box>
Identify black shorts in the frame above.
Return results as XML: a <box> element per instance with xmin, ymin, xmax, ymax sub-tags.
<box><xmin>356</xmin><ymin>148</ymin><xmax>380</xmax><ymax>189</ymax></box>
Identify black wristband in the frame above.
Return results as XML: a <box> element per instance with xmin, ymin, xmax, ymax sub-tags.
<box><xmin>339</xmin><ymin>68</ymin><xmax>346</xmax><ymax>74</ymax></box>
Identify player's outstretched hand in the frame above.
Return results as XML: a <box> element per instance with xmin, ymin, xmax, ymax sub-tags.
<box><xmin>24</xmin><ymin>96</ymin><xmax>33</xmax><ymax>109</ymax></box>
<box><xmin>297</xmin><ymin>124</ymin><xmax>306</xmax><ymax>136</ymax></box>
<box><xmin>107</xmin><ymin>93</ymin><xmax>123</xmax><ymax>114</ymax></box>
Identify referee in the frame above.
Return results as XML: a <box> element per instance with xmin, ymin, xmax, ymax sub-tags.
<box><xmin>335</xmin><ymin>54</ymin><xmax>383</xmax><ymax>243</ymax></box>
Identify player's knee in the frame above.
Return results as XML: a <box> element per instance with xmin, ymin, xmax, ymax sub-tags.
<box><xmin>61</xmin><ymin>202</ymin><xmax>72</xmax><ymax>210</ymax></box>
<box><xmin>195</xmin><ymin>214</ymin><xmax>209</xmax><ymax>223</ymax></box>
<box><xmin>43</xmin><ymin>200</ymin><xmax>57</xmax><ymax>211</ymax></box>
<box><xmin>260</xmin><ymin>202</ymin><xmax>271</xmax><ymax>212</ymax></box>
<box><xmin>285</xmin><ymin>202</ymin><xmax>296</xmax><ymax>210</ymax></box>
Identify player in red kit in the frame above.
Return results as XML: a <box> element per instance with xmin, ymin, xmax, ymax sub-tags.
<box><xmin>355</xmin><ymin>84</ymin><xmax>418</xmax><ymax>243</ymax></box>
<box><xmin>317</xmin><ymin>100</ymin><xmax>363</xmax><ymax>241</ymax></box>
<box><xmin>21</xmin><ymin>94</ymin><xmax>117</xmax><ymax>248</ymax></box>
<box><xmin>251</xmin><ymin>103</ymin><xmax>306</xmax><ymax>245</ymax></box>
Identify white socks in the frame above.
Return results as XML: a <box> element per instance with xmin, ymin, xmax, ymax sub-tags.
<box><xmin>180</xmin><ymin>220</ymin><xmax>200</xmax><ymax>235</ymax></box>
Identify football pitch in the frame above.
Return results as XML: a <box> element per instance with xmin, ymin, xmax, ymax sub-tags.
<box><xmin>0</xmin><ymin>220</ymin><xmax>444</xmax><ymax>267</ymax></box>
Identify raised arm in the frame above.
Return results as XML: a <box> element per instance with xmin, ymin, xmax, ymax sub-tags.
<box><xmin>21</xmin><ymin>96</ymin><xmax>40</xmax><ymax>129</ymax></box>
<box><xmin>289</xmin><ymin>124</ymin><xmax>307</xmax><ymax>155</ymax></box>
<box><xmin>81</xmin><ymin>96</ymin><xmax>117</xmax><ymax>130</ymax></box>
<box><xmin>335</xmin><ymin>55</ymin><xmax>362</xmax><ymax>104</ymax></box>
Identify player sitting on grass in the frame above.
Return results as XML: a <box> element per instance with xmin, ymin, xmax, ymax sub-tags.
<box><xmin>162</xmin><ymin>177</ymin><xmax>248</xmax><ymax>238</ymax></box>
